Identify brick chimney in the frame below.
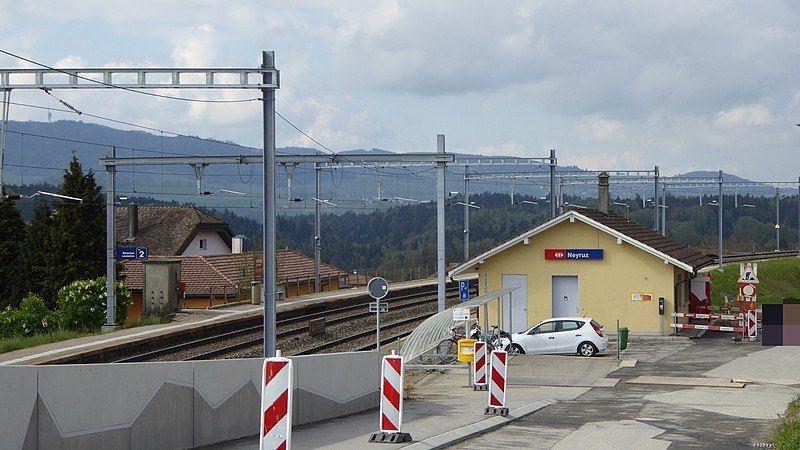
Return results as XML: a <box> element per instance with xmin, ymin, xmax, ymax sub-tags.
<box><xmin>598</xmin><ymin>172</ymin><xmax>610</xmax><ymax>214</ymax></box>
<box><xmin>128</xmin><ymin>204</ymin><xmax>138</xmax><ymax>239</ymax></box>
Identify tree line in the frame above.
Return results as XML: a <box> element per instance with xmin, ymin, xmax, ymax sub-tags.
<box><xmin>0</xmin><ymin>155</ymin><xmax>105</xmax><ymax>309</ymax></box>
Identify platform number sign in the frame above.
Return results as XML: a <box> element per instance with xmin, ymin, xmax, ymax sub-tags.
<box><xmin>115</xmin><ymin>246</ymin><xmax>149</xmax><ymax>260</ymax></box>
<box><xmin>459</xmin><ymin>280</ymin><xmax>469</xmax><ymax>301</ymax></box>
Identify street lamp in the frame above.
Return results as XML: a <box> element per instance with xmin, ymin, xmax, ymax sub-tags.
<box><xmin>775</xmin><ymin>188</ymin><xmax>791</xmax><ymax>251</ymax></box>
<box><xmin>28</xmin><ymin>191</ymin><xmax>83</xmax><ymax>202</ymax></box>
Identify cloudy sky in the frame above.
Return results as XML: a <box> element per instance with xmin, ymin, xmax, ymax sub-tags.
<box><xmin>1</xmin><ymin>1</ymin><xmax>799</xmax><ymax>178</ymax></box>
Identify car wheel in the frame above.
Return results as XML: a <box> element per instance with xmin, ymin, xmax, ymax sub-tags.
<box><xmin>506</xmin><ymin>344</ymin><xmax>525</xmax><ymax>355</ymax></box>
<box><xmin>578</xmin><ymin>341</ymin><xmax>597</xmax><ymax>357</ymax></box>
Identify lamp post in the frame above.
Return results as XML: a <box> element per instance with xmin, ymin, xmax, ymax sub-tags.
<box><xmin>776</xmin><ymin>188</ymin><xmax>791</xmax><ymax>252</ymax></box>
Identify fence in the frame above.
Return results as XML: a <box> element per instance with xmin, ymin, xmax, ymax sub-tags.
<box><xmin>348</xmin><ymin>265</ymin><xmax>436</xmax><ymax>287</ymax></box>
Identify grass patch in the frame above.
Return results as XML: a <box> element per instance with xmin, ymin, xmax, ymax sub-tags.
<box><xmin>775</xmin><ymin>395</ymin><xmax>800</xmax><ymax>449</ymax></box>
<box><xmin>710</xmin><ymin>258</ymin><xmax>800</xmax><ymax>306</ymax></box>
<box><xmin>0</xmin><ymin>330</ymin><xmax>91</xmax><ymax>355</ymax></box>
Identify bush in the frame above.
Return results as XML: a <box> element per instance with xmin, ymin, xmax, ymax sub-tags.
<box><xmin>56</xmin><ymin>277</ymin><xmax>132</xmax><ymax>331</ymax></box>
<box><xmin>0</xmin><ymin>306</ymin><xmax>19</xmax><ymax>339</ymax></box>
<box><xmin>16</xmin><ymin>294</ymin><xmax>52</xmax><ymax>336</ymax></box>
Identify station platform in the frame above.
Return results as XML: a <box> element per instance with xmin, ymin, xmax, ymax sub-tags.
<box><xmin>213</xmin><ymin>355</ymin><xmax>621</xmax><ymax>449</ymax></box>
<box><xmin>0</xmin><ymin>277</ymin><xmax>450</xmax><ymax>366</ymax></box>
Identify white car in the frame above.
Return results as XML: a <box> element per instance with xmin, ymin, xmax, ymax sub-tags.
<box><xmin>505</xmin><ymin>317</ymin><xmax>608</xmax><ymax>357</ymax></box>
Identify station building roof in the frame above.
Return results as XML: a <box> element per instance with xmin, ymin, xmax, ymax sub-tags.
<box><xmin>448</xmin><ymin>208</ymin><xmax>715</xmax><ymax>277</ymax></box>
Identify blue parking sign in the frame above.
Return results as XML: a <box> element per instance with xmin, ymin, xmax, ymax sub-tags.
<box><xmin>459</xmin><ymin>280</ymin><xmax>469</xmax><ymax>300</ymax></box>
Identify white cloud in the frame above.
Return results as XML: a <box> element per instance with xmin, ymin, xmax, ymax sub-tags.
<box><xmin>53</xmin><ymin>55</ymin><xmax>87</xmax><ymax>67</ymax></box>
<box><xmin>577</xmin><ymin>117</ymin><xmax>624</xmax><ymax>142</ymax></box>
<box><xmin>714</xmin><ymin>105</ymin><xmax>775</xmax><ymax>128</ymax></box>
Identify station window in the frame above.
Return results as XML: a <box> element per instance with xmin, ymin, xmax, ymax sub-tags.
<box><xmin>199</xmin><ymin>239</ymin><xmax>207</xmax><ymax>249</ymax></box>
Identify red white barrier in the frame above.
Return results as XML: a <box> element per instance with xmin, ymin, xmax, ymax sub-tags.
<box><xmin>369</xmin><ymin>353</ymin><xmax>412</xmax><ymax>443</ymax></box>
<box><xmin>672</xmin><ymin>312</ymin><xmax>741</xmax><ymax>321</ymax></box>
<box><xmin>260</xmin><ymin>351</ymin><xmax>292</xmax><ymax>450</ymax></box>
<box><xmin>380</xmin><ymin>354</ymin><xmax>404</xmax><ymax>433</ymax></box>
<box><xmin>746</xmin><ymin>310</ymin><xmax>757</xmax><ymax>339</ymax></box>
<box><xmin>485</xmin><ymin>350</ymin><xmax>508</xmax><ymax>415</ymax></box>
<box><xmin>473</xmin><ymin>341</ymin><xmax>487</xmax><ymax>389</ymax></box>
<box><xmin>671</xmin><ymin>323</ymin><xmax>744</xmax><ymax>333</ymax></box>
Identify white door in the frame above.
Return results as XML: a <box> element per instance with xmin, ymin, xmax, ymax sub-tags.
<box><xmin>552</xmin><ymin>276</ymin><xmax>579</xmax><ymax>317</ymax></box>
<box><xmin>502</xmin><ymin>274</ymin><xmax>529</xmax><ymax>333</ymax></box>
<box><xmin>521</xmin><ymin>321</ymin><xmax>558</xmax><ymax>354</ymax></box>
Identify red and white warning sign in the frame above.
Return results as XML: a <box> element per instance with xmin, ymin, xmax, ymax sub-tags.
<box><xmin>473</xmin><ymin>341</ymin><xmax>487</xmax><ymax>386</ymax></box>
<box><xmin>260</xmin><ymin>351</ymin><xmax>292</xmax><ymax>450</ymax></box>
<box><xmin>488</xmin><ymin>350</ymin><xmax>507</xmax><ymax>408</ymax></box>
<box><xmin>379</xmin><ymin>354</ymin><xmax>404</xmax><ymax>433</ymax></box>
<box><xmin>746</xmin><ymin>309</ymin><xmax>757</xmax><ymax>339</ymax></box>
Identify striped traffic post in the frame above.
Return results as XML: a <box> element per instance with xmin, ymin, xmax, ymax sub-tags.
<box><xmin>746</xmin><ymin>309</ymin><xmax>757</xmax><ymax>340</ymax></box>
<box><xmin>473</xmin><ymin>341</ymin><xmax>488</xmax><ymax>391</ymax></box>
<box><xmin>369</xmin><ymin>352</ymin><xmax>412</xmax><ymax>444</ymax></box>
<box><xmin>260</xmin><ymin>350</ymin><xmax>293</xmax><ymax>450</ymax></box>
<box><xmin>485</xmin><ymin>350</ymin><xmax>509</xmax><ymax>416</ymax></box>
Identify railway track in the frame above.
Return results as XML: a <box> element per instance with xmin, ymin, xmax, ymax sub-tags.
<box><xmin>114</xmin><ymin>286</ymin><xmax>463</xmax><ymax>362</ymax></box>
<box><xmin>715</xmin><ymin>250</ymin><xmax>798</xmax><ymax>264</ymax></box>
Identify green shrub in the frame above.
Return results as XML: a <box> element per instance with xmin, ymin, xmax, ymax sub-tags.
<box><xmin>16</xmin><ymin>294</ymin><xmax>51</xmax><ymax>336</ymax></box>
<box><xmin>0</xmin><ymin>306</ymin><xmax>19</xmax><ymax>339</ymax></box>
<box><xmin>56</xmin><ymin>277</ymin><xmax>132</xmax><ymax>331</ymax></box>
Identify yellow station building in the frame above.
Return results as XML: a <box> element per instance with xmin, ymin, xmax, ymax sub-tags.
<box><xmin>448</xmin><ymin>208</ymin><xmax>714</xmax><ymax>335</ymax></box>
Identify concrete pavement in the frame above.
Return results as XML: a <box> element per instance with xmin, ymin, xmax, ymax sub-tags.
<box><xmin>456</xmin><ymin>334</ymin><xmax>796</xmax><ymax>449</ymax></box>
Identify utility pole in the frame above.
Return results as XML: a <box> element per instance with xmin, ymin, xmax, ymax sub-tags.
<box><xmin>549</xmin><ymin>149</ymin><xmax>557</xmax><ymax>218</ymax></box>
<box><xmin>776</xmin><ymin>187</ymin><xmax>781</xmax><ymax>252</ymax></box>
<box><xmin>654</xmin><ymin>165</ymin><xmax>660</xmax><ymax>231</ymax></box>
<box><xmin>509</xmin><ymin>178</ymin><xmax>515</xmax><ymax>206</ymax></box>
<box><xmin>0</xmin><ymin>89</ymin><xmax>9</xmax><ymax>197</ymax></box>
<box><xmin>718</xmin><ymin>170</ymin><xmax>723</xmax><ymax>271</ymax></box>
<box><xmin>262</xmin><ymin>51</ymin><xmax>277</xmax><ymax>358</ymax></box>
<box><xmin>314</xmin><ymin>162</ymin><xmax>321</xmax><ymax>293</ymax></box>
<box><xmin>661</xmin><ymin>185</ymin><xmax>667</xmax><ymax>235</ymax></box>
<box><xmin>464</xmin><ymin>165</ymin><xmax>470</xmax><ymax>261</ymax></box>
<box><xmin>104</xmin><ymin>146</ymin><xmax>117</xmax><ymax>330</ymax></box>
<box><xmin>436</xmin><ymin>134</ymin><xmax>446</xmax><ymax>312</ymax></box>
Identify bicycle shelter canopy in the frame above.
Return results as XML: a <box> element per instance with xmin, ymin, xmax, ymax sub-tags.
<box><xmin>399</xmin><ymin>287</ymin><xmax>518</xmax><ymax>362</ymax></box>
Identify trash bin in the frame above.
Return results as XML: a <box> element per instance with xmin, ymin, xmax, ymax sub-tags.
<box><xmin>618</xmin><ymin>327</ymin><xmax>629</xmax><ymax>351</ymax></box>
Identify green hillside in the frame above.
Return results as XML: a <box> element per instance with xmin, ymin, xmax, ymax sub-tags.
<box><xmin>710</xmin><ymin>258</ymin><xmax>800</xmax><ymax>306</ymax></box>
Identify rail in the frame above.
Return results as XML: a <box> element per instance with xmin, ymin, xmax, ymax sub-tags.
<box><xmin>114</xmin><ymin>285</ymin><xmax>465</xmax><ymax>362</ymax></box>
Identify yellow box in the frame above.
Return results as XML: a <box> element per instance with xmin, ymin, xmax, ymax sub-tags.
<box><xmin>457</xmin><ymin>338</ymin><xmax>477</xmax><ymax>363</ymax></box>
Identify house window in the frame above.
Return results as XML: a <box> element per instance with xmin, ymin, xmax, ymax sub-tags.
<box><xmin>199</xmin><ymin>239</ymin><xmax>207</xmax><ymax>249</ymax></box>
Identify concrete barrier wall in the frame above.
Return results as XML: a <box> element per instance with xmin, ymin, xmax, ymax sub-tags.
<box><xmin>0</xmin><ymin>351</ymin><xmax>381</xmax><ymax>450</ymax></box>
